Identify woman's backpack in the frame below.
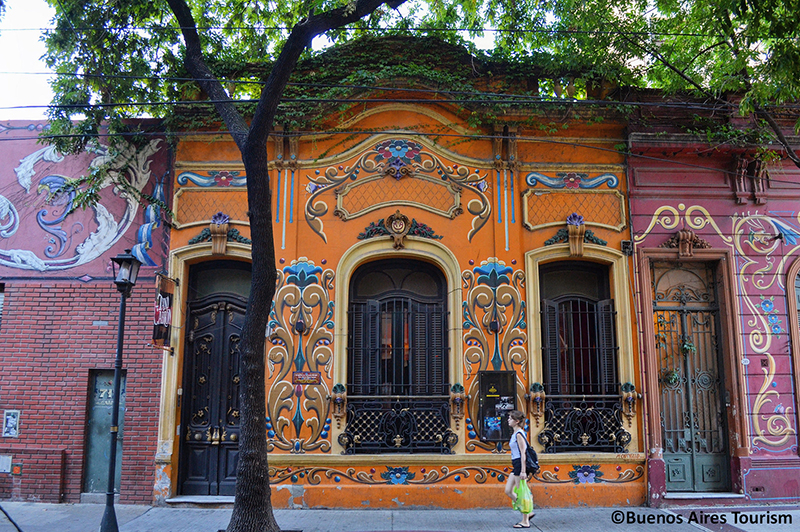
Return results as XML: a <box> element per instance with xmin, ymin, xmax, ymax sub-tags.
<box><xmin>525</xmin><ymin>444</ymin><xmax>540</xmax><ymax>475</ymax></box>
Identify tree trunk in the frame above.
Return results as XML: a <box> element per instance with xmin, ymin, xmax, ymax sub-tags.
<box><xmin>165</xmin><ymin>2</ymin><xmax>411</xmax><ymax>531</ymax></box>
<box><xmin>226</xmin><ymin>147</ymin><xmax>279</xmax><ymax>532</ymax></box>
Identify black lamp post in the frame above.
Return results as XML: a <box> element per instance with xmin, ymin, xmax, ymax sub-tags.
<box><xmin>99</xmin><ymin>249</ymin><xmax>141</xmax><ymax>532</ymax></box>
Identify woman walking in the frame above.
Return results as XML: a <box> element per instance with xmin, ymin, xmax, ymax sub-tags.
<box><xmin>504</xmin><ymin>410</ymin><xmax>535</xmax><ymax>528</ymax></box>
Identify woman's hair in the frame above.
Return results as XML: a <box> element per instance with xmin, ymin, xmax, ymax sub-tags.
<box><xmin>508</xmin><ymin>410</ymin><xmax>525</xmax><ymax>423</ymax></box>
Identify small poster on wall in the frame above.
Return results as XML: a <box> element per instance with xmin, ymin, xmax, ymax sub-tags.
<box><xmin>2</xmin><ymin>410</ymin><xmax>20</xmax><ymax>438</ymax></box>
<box><xmin>152</xmin><ymin>274</ymin><xmax>176</xmax><ymax>348</ymax></box>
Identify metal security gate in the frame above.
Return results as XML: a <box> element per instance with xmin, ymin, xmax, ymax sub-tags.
<box><xmin>652</xmin><ymin>261</ymin><xmax>730</xmax><ymax>492</ymax></box>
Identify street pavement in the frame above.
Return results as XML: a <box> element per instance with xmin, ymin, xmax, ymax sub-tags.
<box><xmin>0</xmin><ymin>502</ymin><xmax>798</xmax><ymax>532</ymax></box>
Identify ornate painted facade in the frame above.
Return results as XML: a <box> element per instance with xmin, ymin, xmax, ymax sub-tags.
<box><xmin>2</xmin><ymin>40</ymin><xmax>800</xmax><ymax>511</ymax></box>
<box><xmin>628</xmin><ymin>108</ymin><xmax>800</xmax><ymax>505</ymax></box>
<box><xmin>155</xmin><ymin>40</ymin><xmax>649</xmax><ymax>506</ymax></box>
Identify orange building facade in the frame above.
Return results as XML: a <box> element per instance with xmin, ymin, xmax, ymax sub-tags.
<box><xmin>153</xmin><ymin>89</ymin><xmax>648</xmax><ymax>508</ymax></box>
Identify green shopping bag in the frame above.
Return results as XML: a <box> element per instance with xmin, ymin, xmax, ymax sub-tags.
<box><xmin>513</xmin><ymin>478</ymin><xmax>533</xmax><ymax>514</ymax></box>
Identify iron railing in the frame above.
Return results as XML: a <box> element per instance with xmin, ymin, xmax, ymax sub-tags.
<box><xmin>338</xmin><ymin>395</ymin><xmax>457</xmax><ymax>454</ymax></box>
<box><xmin>537</xmin><ymin>394</ymin><xmax>631</xmax><ymax>453</ymax></box>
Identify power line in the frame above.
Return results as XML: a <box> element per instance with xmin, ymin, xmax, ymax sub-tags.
<box><xmin>4</xmin><ymin>97</ymin><xmax>795</xmax><ymax>116</ymax></box>
<box><xmin>3</xmin><ymin>24</ymin><xmax>722</xmax><ymax>39</ymax></box>
<box><xmin>0</xmin><ymin>126</ymin><xmax>795</xmax><ymax>187</ymax></box>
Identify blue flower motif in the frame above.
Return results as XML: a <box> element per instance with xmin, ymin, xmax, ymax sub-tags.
<box><xmin>768</xmin><ymin>315</ymin><xmax>779</xmax><ymax>324</ymax></box>
<box><xmin>577</xmin><ymin>466</ymin><xmax>595</xmax><ymax>483</ymax></box>
<box><xmin>761</xmin><ymin>299</ymin><xmax>774</xmax><ymax>312</ymax></box>
<box><xmin>569</xmin><ymin>464</ymin><xmax>603</xmax><ymax>484</ymax></box>
<box><xmin>474</xmin><ymin>260</ymin><xmax>512</xmax><ymax>288</ymax></box>
<box><xmin>284</xmin><ymin>260</ymin><xmax>323</xmax><ymax>288</ymax></box>
<box><xmin>211</xmin><ymin>211</ymin><xmax>230</xmax><ymax>225</ymax></box>
<box><xmin>771</xmin><ymin>324</ymin><xmax>782</xmax><ymax>335</ymax></box>
<box><xmin>566</xmin><ymin>212</ymin><xmax>584</xmax><ymax>226</ymax></box>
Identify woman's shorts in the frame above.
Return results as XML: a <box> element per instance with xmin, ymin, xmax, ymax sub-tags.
<box><xmin>511</xmin><ymin>458</ymin><xmax>522</xmax><ymax>476</ymax></box>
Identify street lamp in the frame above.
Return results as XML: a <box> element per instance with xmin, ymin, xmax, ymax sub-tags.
<box><xmin>99</xmin><ymin>250</ymin><xmax>142</xmax><ymax>532</ymax></box>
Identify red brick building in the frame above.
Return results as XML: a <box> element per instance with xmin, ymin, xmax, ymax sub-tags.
<box><xmin>0</xmin><ymin>122</ymin><xmax>170</xmax><ymax>503</ymax></box>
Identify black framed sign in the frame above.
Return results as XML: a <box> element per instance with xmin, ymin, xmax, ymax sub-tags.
<box><xmin>478</xmin><ymin>370</ymin><xmax>516</xmax><ymax>442</ymax></box>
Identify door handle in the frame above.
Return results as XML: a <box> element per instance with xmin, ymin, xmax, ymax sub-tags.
<box><xmin>211</xmin><ymin>427</ymin><xmax>221</xmax><ymax>445</ymax></box>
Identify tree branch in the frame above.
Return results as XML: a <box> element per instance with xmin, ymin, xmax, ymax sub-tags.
<box><xmin>248</xmin><ymin>0</ymin><xmax>409</xmax><ymax>148</ymax></box>
<box><xmin>755</xmin><ymin>107</ymin><xmax>800</xmax><ymax>166</ymax></box>
<box><xmin>166</xmin><ymin>0</ymin><xmax>250</xmax><ymax>150</ymax></box>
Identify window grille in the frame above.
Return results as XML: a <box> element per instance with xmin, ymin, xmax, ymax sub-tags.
<box><xmin>538</xmin><ymin>263</ymin><xmax>629</xmax><ymax>453</ymax></box>
<box><xmin>343</xmin><ymin>260</ymin><xmax>455</xmax><ymax>454</ymax></box>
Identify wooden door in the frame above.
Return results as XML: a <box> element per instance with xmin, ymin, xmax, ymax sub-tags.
<box><xmin>179</xmin><ymin>294</ymin><xmax>245</xmax><ymax>495</ymax></box>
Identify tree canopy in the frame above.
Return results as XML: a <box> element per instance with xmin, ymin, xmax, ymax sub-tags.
<box><xmin>42</xmin><ymin>1</ymin><xmax>800</xmax><ymax>164</ymax></box>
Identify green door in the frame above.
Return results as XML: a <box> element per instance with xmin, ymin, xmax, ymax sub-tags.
<box><xmin>83</xmin><ymin>370</ymin><xmax>126</xmax><ymax>493</ymax></box>
<box><xmin>652</xmin><ymin>261</ymin><xmax>730</xmax><ymax>492</ymax></box>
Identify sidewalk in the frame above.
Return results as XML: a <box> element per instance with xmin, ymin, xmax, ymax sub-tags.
<box><xmin>0</xmin><ymin>502</ymin><xmax>798</xmax><ymax>532</ymax></box>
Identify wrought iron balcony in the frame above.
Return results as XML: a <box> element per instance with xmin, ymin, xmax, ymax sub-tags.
<box><xmin>338</xmin><ymin>393</ymin><xmax>457</xmax><ymax>454</ymax></box>
<box><xmin>537</xmin><ymin>394</ymin><xmax>631</xmax><ymax>453</ymax></box>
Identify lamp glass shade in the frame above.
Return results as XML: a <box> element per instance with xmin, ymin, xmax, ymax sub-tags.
<box><xmin>112</xmin><ymin>250</ymin><xmax>142</xmax><ymax>287</ymax></box>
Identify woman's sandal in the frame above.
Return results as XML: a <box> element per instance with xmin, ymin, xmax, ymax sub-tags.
<box><xmin>513</xmin><ymin>524</ymin><xmax>530</xmax><ymax>529</ymax></box>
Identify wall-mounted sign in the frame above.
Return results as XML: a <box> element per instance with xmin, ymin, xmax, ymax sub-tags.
<box><xmin>152</xmin><ymin>274</ymin><xmax>176</xmax><ymax>348</ymax></box>
<box><xmin>2</xmin><ymin>410</ymin><xmax>20</xmax><ymax>438</ymax></box>
<box><xmin>0</xmin><ymin>455</ymin><xmax>11</xmax><ymax>473</ymax></box>
<box><xmin>292</xmin><ymin>371</ymin><xmax>322</xmax><ymax>385</ymax></box>
<box><xmin>478</xmin><ymin>371</ymin><xmax>516</xmax><ymax>442</ymax></box>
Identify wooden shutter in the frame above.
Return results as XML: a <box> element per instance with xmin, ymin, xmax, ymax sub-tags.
<box><xmin>596</xmin><ymin>298</ymin><xmax>618</xmax><ymax>395</ymax></box>
<box><xmin>541</xmin><ymin>299</ymin><xmax>561</xmax><ymax>395</ymax></box>
<box><xmin>348</xmin><ymin>300</ymin><xmax>380</xmax><ymax>395</ymax></box>
<box><xmin>366</xmin><ymin>300</ymin><xmax>380</xmax><ymax>395</ymax></box>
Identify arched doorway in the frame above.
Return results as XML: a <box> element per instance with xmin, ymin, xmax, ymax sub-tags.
<box><xmin>340</xmin><ymin>258</ymin><xmax>456</xmax><ymax>454</ymax></box>
<box><xmin>178</xmin><ymin>260</ymin><xmax>251</xmax><ymax>495</ymax></box>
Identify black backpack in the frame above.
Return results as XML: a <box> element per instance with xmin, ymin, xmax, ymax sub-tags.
<box><xmin>525</xmin><ymin>444</ymin><xmax>540</xmax><ymax>474</ymax></box>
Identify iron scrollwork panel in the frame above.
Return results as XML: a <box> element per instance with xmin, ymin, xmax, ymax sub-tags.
<box><xmin>339</xmin><ymin>396</ymin><xmax>457</xmax><ymax>454</ymax></box>
<box><xmin>537</xmin><ymin>394</ymin><xmax>631</xmax><ymax>453</ymax></box>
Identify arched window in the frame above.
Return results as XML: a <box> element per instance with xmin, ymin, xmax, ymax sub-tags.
<box><xmin>538</xmin><ymin>261</ymin><xmax>627</xmax><ymax>452</ymax></box>
<box><xmin>342</xmin><ymin>258</ymin><xmax>455</xmax><ymax>454</ymax></box>
<box><xmin>348</xmin><ymin>259</ymin><xmax>447</xmax><ymax>396</ymax></box>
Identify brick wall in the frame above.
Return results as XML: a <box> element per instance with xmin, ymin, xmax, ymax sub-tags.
<box><xmin>0</xmin><ymin>447</ymin><xmax>65</xmax><ymax>502</ymax></box>
<box><xmin>0</xmin><ymin>280</ymin><xmax>160</xmax><ymax>504</ymax></box>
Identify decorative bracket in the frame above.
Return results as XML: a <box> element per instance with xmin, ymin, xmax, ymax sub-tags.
<box><xmin>209</xmin><ymin>212</ymin><xmax>230</xmax><ymax>255</ymax></box>
<box><xmin>567</xmin><ymin>214</ymin><xmax>587</xmax><ymax>257</ymax></box>
<box><xmin>188</xmin><ymin>212</ymin><xmax>252</xmax><ymax>249</ymax></box>
<box><xmin>330</xmin><ymin>383</ymin><xmax>347</xmax><ymax>429</ymax></box>
<box><xmin>621</xmin><ymin>382</ymin><xmax>640</xmax><ymax>428</ymax></box>
<box><xmin>386</xmin><ymin>210</ymin><xmax>412</xmax><ymax>249</ymax></box>
<box><xmin>544</xmin><ymin>212</ymin><xmax>607</xmax><ymax>255</ymax></box>
<box><xmin>658</xmin><ymin>228</ymin><xmax>710</xmax><ymax>257</ymax></box>
<box><xmin>449</xmin><ymin>383</ymin><xmax>467</xmax><ymax>430</ymax></box>
<box><xmin>528</xmin><ymin>383</ymin><xmax>545</xmax><ymax>427</ymax></box>
<box><xmin>357</xmin><ymin>210</ymin><xmax>443</xmax><ymax>249</ymax></box>
<box><xmin>734</xmin><ymin>156</ymin><xmax>767</xmax><ymax>205</ymax></box>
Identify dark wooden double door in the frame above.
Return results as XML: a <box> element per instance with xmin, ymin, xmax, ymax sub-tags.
<box><xmin>653</xmin><ymin>261</ymin><xmax>731</xmax><ymax>492</ymax></box>
<box><xmin>179</xmin><ymin>294</ymin><xmax>245</xmax><ymax>495</ymax></box>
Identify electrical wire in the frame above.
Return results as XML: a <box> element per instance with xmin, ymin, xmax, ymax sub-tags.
<box><xmin>3</xmin><ymin>24</ymin><xmax>724</xmax><ymax>39</ymax></box>
<box><xmin>0</xmin><ymin>126</ymin><xmax>794</xmax><ymax>187</ymax></box>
